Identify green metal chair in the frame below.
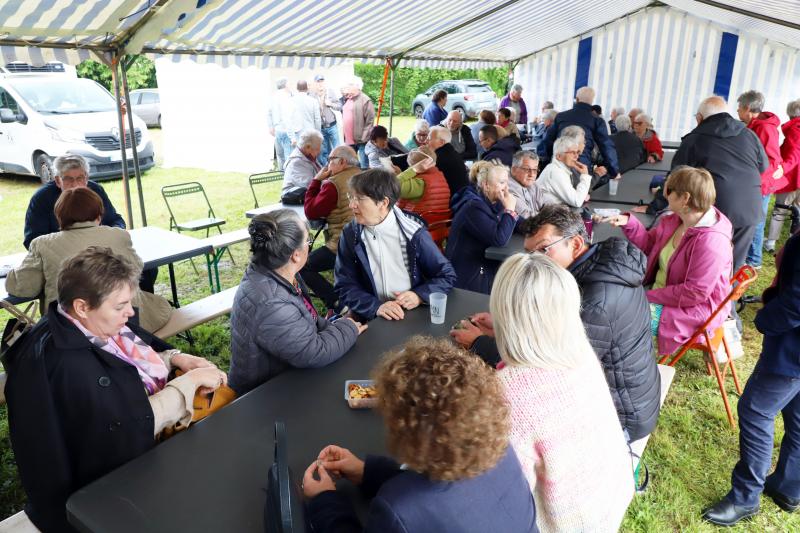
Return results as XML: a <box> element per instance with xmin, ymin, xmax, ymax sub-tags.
<box><xmin>248</xmin><ymin>171</ymin><xmax>284</xmax><ymax>208</ymax></box>
<box><xmin>161</xmin><ymin>181</ymin><xmax>232</xmax><ymax>270</ymax></box>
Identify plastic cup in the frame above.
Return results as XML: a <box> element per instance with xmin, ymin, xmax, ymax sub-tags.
<box><xmin>429</xmin><ymin>292</ymin><xmax>447</xmax><ymax>324</ymax></box>
<box><xmin>608</xmin><ymin>178</ymin><xmax>620</xmax><ymax>195</ymax></box>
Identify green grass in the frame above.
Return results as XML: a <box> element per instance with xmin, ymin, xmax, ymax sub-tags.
<box><xmin>0</xmin><ymin>121</ymin><xmax>797</xmax><ymax>531</ymax></box>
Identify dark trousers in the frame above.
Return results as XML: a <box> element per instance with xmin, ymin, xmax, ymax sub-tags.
<box><xmin>300</xmin><ymin>246</ymin><xmax>338</xmax><ymax>310</ymax></box>
<box><xmin>732</xmin><ymin>224</ymin><xmax>757</xmax><ymax>271</ymax></box>
<box><xmin>728</xmin><ymin>367</ymin><xmax>800</xmax><ymax>507</ymax></box>
<box><xmin>139</xmin><ymin>267</ymin><xmax>158</xmax><ymax>294</ymax></box>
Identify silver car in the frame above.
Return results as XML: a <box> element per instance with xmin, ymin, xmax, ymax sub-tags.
<box><xmin>411</xmin><ymin>80</ymin><xmax>496</xmax><ymax>120</ymax></box>
<box><xmin>130</xmin><ymin>88</ymin><xmax>160</xmax><ymax>127</ymax></box>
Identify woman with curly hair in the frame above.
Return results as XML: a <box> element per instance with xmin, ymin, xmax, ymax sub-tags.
<box><xmin>492</xmin><ymin>253</ymin><xmax>633</xmax><ymax>532</ymax></box>
<box><xmin>302</xmin><ymin>336</ymin><xmax>538</xmax><ymax>532</ymax></box>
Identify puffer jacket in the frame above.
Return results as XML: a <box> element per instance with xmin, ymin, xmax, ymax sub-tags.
<box><xmin>229</xmin><ymin>265</ymin><xmax>358</xmax><ymax>395</ymax></box>
<box><xmin>445</xmin><ymin>185</ymin><xmax>516</xmax><ymax>294</ymax></box>
<box><xmin>396</xmin><ymin>167</ymin><xmax>451</xmax><ymax>217</ymax></box>
<box><xmin>748</xmin><ymin>111</ymin><xmax>786</xmax><ymax>194</ymax></box>
<box><xmin>569</xmin><ymin>238</ymin><xmax>661</xmax><ymax>441</ymax></box>
<box><xmin>334</xmin><ymin>207</ymin><xmax>457</xmax><ymax>321</ymax></box>
<box><xmin>777</xmin><ymin>117</ymin><xmax>800</xmax><ymax>193</ymax></box>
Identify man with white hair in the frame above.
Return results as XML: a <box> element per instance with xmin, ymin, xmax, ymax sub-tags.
<box><xmin>672</xmin><ymin>95</ymin><xmax>768</xmax><ymax>269</ymax></box>
<box><xmin>23</xmin><ymin>154</ymin><xmax>125</xmax><ymax>250</ymax></box>
<box><xmin>281</xmin><ymin>130</ymin><xmax>323</xmax><ymax>200</ymax></box>
<box><xmin>499</xmin><ymin>84</ymin><xmax>528</xmax><ymax>125</ymax></box>
<box><xmin>508</xmin><ymin>150</ymin><xmax>547</xmax><ymax>219</ymax></box>
<box><xmin>609</xmin><ymin>107</ymin><xmax>625</xmax><ymax>134</ymax></box>
<box><xmin>536</xmin><ymin>136</ymin><xmax>592</xmax><ymax>207</ymax></box>
<box><xmin>443</xmin><ymin>110</ymin><xmax>477</xmax><ymax>160</ymax></box>
<box><xmin>267</xmin><ymin>77</ymin><xmax>295</xmax><ymax>169</ymax></box>
<box><xmin>428</xmin><ymin>125</ymin><xmax>469</xmax><ymax>195</ymax></box>
<box><xmin>542</xmin><ymin>86</ymin><xmax>620</xmax><ymax>180</ymax></box>
<box><xmin>341</xmin><ymin>76</ymin><xmax>375</xmax><ymax>168</ymax></box>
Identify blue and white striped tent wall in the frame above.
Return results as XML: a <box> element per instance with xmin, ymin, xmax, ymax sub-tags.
<box><xmin>514</xmin><ymin>5</ymin><xmax>800</xmax><ymax>142</ymax></box>
<box><xmin>513</xmin><ymin>39</ymin><xmax>580</xmax><ymax>114</ymax></box>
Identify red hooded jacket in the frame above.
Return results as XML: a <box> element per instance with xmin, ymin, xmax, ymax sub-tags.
<box><xmin>777</xmin><ymin>117</ymin><xmax>800</xmax><ymax>194</ymax></box>
<box><xmin>748</xmin><ymin>112</ymin><xmax>786</xmax><ymax>194</ymax></box>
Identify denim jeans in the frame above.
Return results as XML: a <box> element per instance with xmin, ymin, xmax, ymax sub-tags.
<box><xmin>728</xmin><ymin>367</ymin><xmax>800</xmax><ymax>507</ymax></box>
<box><xmin>275</xmin><ymin>131</ymin><xmax>293</xmax><ymax>169</ymax></box>
<box><xmin>351</xmin><ymin>143</ymin><xmax>368</xmax><ymax>169</ymax></box>
<box><xmin>319</xmin><ymin>124</ymin><xmax>339</xmax><ymax>166</ymax></box>
<box><xmin>746</xmin><ymin>194</ymin><xmax>771</xmax><ymax>267</ymax></box>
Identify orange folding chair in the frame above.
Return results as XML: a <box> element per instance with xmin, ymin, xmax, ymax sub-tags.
<box><xmin>659</xmin><ymin>265</ymin><xmax>757</xmax><ymax>427</ymax></box>
<box><xmin>420</xmin><ymin>210</ymin><xmax>452</xmax><ymax>251</ymax></box>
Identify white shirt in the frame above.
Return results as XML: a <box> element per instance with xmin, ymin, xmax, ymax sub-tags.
<box><xmin>267</xmin><ymin>89</ymin><xmax>295</xmax><ymax>134</ymax></box>
<box><xmin>362</xmin><ymin>209</ymin><xmax>412</xmax><ymax>301</ymax></box>
<box><xmin>291</xmin><ymin>92</ymin><xmax>322</xmax><ymax>135</ymax></box>
<box><xmin>537</xmin><ymin>158</ymin><xmax>591</xmax><ymax>208</ymax></box>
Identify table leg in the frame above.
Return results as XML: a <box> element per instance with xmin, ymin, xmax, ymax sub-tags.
<box><xmin>168</xmin><ymin>263</ymin><xmax>180</xmax><ymax>308</ymax></box>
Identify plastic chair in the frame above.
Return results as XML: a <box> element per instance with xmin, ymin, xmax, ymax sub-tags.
<box><xmin>420</xmin><ymin>209</ymin><xmax>452</xmax><ymax>251</ymax></box>
<box><xmin>249</xmin><ymin>171</ymin><xmax>284</xmax><ymax>208</ymax></box>
<box><xmin>658</xmin><ymin>265</ymin><xmax>758</xmax><ymax>427</ymax></box>
<box><xmin>161</xmin><ymin>182</ymin><xmax>232</xmax><ymax>270</ymax></box>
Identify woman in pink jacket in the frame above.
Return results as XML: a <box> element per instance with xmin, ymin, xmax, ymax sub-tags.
<box><xmin>607</xmin><ymin>167</ymin><xmax>733</xmax><ymax>356</ymax></box>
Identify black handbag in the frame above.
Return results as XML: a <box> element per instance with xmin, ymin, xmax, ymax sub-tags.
<box><xmin>280</xmin><ymin>187</ymin><xmax>307</xmax><ymax>206</ymax></box>
<box><xmin>264</xmin><ymin>421</ymin><xmax>306</xmax><ymax>533</ymax></box>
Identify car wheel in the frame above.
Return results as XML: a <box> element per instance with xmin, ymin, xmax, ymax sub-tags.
<box><xmin>34</xmin><ymin>153</ymin><xmax>53</xmax><ymax>183</ymax></box>
<box><xmin>413</xmin><ymin>105</ymin><xmax>424</xmax><ymax>118</ymax></box>
<box><xmin>157</xmin><ymin>114</ymin><xmax>161</xmax><ymax>128</ymax></box>
<box><xmin>454</xmin><ymin>106</ymin><xmax>466</xmax><ymax>121</ymax></box>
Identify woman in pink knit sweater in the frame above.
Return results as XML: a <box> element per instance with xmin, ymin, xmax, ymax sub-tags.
<box><xmin>491</xmin><ymin>253</ymin><xmax>634</xmax><ymax>532</ymax></box>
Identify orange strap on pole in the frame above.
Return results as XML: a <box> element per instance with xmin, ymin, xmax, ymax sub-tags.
<box><xmin>375</xmin><ymin>57</ymin><xmax>392</xmax><ymax>124</ymax></box>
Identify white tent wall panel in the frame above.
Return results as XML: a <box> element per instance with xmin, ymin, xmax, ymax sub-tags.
<box><xmin>514</xmin><ymin>6</ymin><xmax>800</xmax><ymax>142</ymax></box>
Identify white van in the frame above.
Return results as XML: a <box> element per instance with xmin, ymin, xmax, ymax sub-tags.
<box><xmin>0</xmin><ymin>69</ymin><xmax>155</xmax><ymax>182</ymax></box>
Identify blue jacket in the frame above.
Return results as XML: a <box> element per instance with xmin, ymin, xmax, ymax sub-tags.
<box><xmin>23</xmin><ymin>180</ymin><xmax>125</xmax><ymax>249</ymax></box>
<box><xmin>445</xmin><ymin>185</ymin><xmax>516</xmax><ymax>294</ymax></box>
<box><xmin>480</xmin><ymin>135</ymin><xmax>520</xmax><ymax>167</ymax></box>
<box><xmin>334</xmin><ymin>208</ymin><xmax>457</xmax><ymax>321</ymax></box>
<box><xmin>754</xmin><ymin>231</ymin><xmax>800</xmax><ymax>378</ymax></box>
<box><xmin>423</xmin><ymin>102</ymin><xmax>448</xmax><ymax>127</ymax></box>
<box><xmin>307</xmin><ymin>448</ymin><xmax>538</xmax><ymax>533</ymax></box>
<box><xmin>542</xmin><ymin>102</ymin><xmax>620</xmax><ymax>177</ymax></box>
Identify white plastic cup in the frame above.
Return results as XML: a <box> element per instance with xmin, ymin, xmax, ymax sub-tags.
<box><xmin>608</xmin><ymin>178</ymin><xmax>620</xmax><ymax>196</ymax></box>
<box><xmin>429</xmin><ymin>292</ymin><xmax>447</xmax><ymax>324</ymax></box>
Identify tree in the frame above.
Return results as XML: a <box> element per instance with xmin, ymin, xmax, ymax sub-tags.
<box><xmin>76</xmin><ymin>56</ymin><xmax>157</xmax><ymax>91</ymax></box>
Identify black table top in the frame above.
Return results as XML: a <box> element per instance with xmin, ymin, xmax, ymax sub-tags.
<box><xmin>590</xmin><ymin>169</ymin><xmax>660</xmax><ymax>205</ymax></box>
<box><xmin>129</xmin><ymin>227</ymin><xmax>212</xmax><ymax>270</ymax></box>
<box><xmin>636</xmin><ymin>150</ymin><xmax>674</xmax><ymax>172</ymax></box>
<box><xmin>66</xmin><ymin>289</ymin><xmax>490</xmax><ymax>533</ymax></box>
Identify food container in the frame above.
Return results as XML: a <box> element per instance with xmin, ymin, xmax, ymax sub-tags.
<box><xmin>593</xmin><ymin>208</ymin><xmax>621</xmax><ymax>218</ymax></box>
<box><xmin>344</xmin><ymin>380</ymin><xmax>378</xmax><ymax>409</ymax></box>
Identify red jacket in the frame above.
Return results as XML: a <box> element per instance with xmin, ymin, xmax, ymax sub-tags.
<box><xmin>748</xmin><ymin>112</ymin><xmax>786</xmax><ymax>194</ymax></box>
<box><xmin>777</xmin><ymin>117</ymin><xmax>800</xmax><ymax>193</ymax></box>
<box><xmin>642</xmin><ymin>131</ymin><xmax>664</xmax><ymax>160</ymax></box>
<box><xmin>396</xmin><ymin>167</ymin><xmax>451</xmax><ymax>220</ymax></box>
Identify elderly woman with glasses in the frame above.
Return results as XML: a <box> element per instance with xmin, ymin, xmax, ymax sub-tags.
<box><xmin>405</xmin><ymin>119</ymin><xmax>431</xmax><ymax>150</ymax></box>
<box><xmin>633</xmin><ymin>113</ymin><xmax>664</xmax><ymax>163</ymax></box>
<box><xmin>229</xmin><ymin>209</ymin><xmax>366</xmax><ymax>395</ymax></box>
<box><xmin>535</xmin><ymin>136</ymin><xmax>592</xmax><ymax>207</ymax></box>
<box><xmin>4</xmin><ymin>247</ymin><xmax>227</xmax><ymax>532</ymax></box>
<box><xmin>335</xmin><ymin>169</ymin><xmax>456</xmax><ymax>322</ymax></box>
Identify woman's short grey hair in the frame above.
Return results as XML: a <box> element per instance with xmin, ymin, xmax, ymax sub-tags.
<box><xmin>559</xmin><ymin>125</ymin><xmax>585</xmax><ymax>141</ymax></box>
<box><xmin>635</xmin><ymin>113</ymin><xmax>654</xmax><ymax>129</ymax></box>
<box><xmin>346</xmin><ymin>76</ymin><xmax>364</xmax><ymax>90</ymax></box>
<box><xmin>414</xmin><ymin>119</ymin><xmax>430</xmax><ymax>134</ymax></box>
<box><xmin>429</xmin><ymin>125</ymin><xmax>452</xmax><ymax>144</ymax></box>
<box><xmin>553</xmin><ymin>135</ymin><xmax>580</xmax><ymax>156</ymax></box>
<box><xmin>57</xmin><ymin>246</ymin><xmax>141</xmax><ymax>312</ymax></box>
<box><xmin>53</xmin><ymin>154</ymin><xmax>89</xmax><ymax>178</ymax></box>
<box><xmin>737</xmin><ymin>90</ymin><xmax>765</xmax><ymax>113</ymax></box>
<box><xmin>249</xmin><ymin>209</ymin><xmax>306</xmax><ymax>270</ymax></box>
<box><xmin>298</xmin><ymin>130</ymin><xmax>323</xmax><ymax>149</ymax></box>
<box><xmin>541</xmin><ymin>100</ymin><xmax>555</xmax><ymax>110</ymax></box>
<box><xmin>511</xmin><ymin>84</ymin><xmax>523</xmax><ymax>93</ymax></box>
<box><xmin>490</xmin><ymin>253</ymin><xmax>595</xmax><ymax>369</ymax></box>
<box><xmin>543</xmin><ymin>109</ymin><xmax>558</xmax><ymax>122</ymax></box>
<box><xmin>276</xmin><ymin>77</ymin><xmax>288</xmax><ymax>90</ymax></box>
<box><xmin>614</xmin><ymin>115</ymin><xmax>632</xmax><ymax>132</ymax></box>
<box><xmin>512</xmin><ymin>150</ymin><xmax>538</xmax><ymax>168</ymax></box>
<box><xmin>612</xmin><ymin>106</ymin><xmax>626</xmax><ymax>116</ymax></box>
<box><xmin>787</xmin><ymin>99</ymin><xmax>800</xmax><ymax>118</ymax></box>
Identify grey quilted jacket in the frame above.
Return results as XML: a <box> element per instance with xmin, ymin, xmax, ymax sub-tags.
<box><xmin>228</xmin><ymin>264</ymin><xmax>358</xmax><ymax>395</ymax></box>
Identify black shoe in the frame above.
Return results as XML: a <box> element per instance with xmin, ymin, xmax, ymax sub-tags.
<box><xmin>763</xmin><ymin>485</ymin><xmax>800</xmax><ymax>512</ymax></box>
<box><xmin>702</xmin><ymin>499</ymin><xmax>759</xmax><ymax>526</ymax></box>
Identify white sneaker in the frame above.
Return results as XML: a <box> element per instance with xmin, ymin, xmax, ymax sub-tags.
<box><xmin>764</xmin><ymin>240</ymin><xmax>776</xmax><ymax>254</ymax></box>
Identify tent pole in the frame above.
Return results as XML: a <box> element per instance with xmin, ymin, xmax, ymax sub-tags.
<box><xmin>121</xmin><ymin>55</ymin><xmax>148</xmax><ymax>227</ymax></box>
<box><xmin>389</xmin><ymin>61</ymin><xmax>395</xmax><ymax>137</ymax></box>
<box><xmin>111</xmin><ymin>56</ymin><xmax>133</xmax><ymax>229</ymax></box>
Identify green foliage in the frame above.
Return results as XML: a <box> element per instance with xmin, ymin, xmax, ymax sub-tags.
<box><xmin>354</xmin><ymin>63</ymin><xmax>510</xmax><ymax>116</ymax></box>
<box><xmin>76</xmin><ymin>56</ymin><xmax>158</xmax><ymax>92</ymax></box>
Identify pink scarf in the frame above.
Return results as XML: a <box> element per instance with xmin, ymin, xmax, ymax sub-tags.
<box><xmin>58</xmin><ymin>306</ymin><xmax>169</xmax><ymax>395</ymax></box>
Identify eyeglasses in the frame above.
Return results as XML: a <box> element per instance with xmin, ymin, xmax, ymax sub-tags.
<box><xmin>415</xmin><ymin>132</ymin><xmax>429</xmax><ymax>139</ymax></box>
<box><xmin>60</xmin><ymin>174</ymin><xmax>88</xmax><ymax>184</ymax></box>
<box><xmin>634</xmin><ymin>121</ymin><xmax>644</xmax><ymax>125</ymax></box>
<box><xmin>328</xmin><ymin>156</ymin><xmax>343</xmax><ymax>163</ymax></box>
<box><xmin>346</xmin><ymin>193</ymin><xmax>371</xmax><ymax>204</ymax></box>
<box><xmin>533</xmin><ymin>234</ymin><xmax>573</xmax><ymax>254</ymax></box>
<box><xmin>518</xmin><ymin>167</ymin><xmax>538</xmax><ymax>175</ymax></box>
<box><xmin>563</xmin><ymin>150</ymin><xmax>581</xmax><ymax>156</ymax></box>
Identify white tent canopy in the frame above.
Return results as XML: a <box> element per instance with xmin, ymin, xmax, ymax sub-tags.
<box><xmin>1</xmin><ymin>0</ymin><xmax>799</xmax><ymax>68</ymax></box>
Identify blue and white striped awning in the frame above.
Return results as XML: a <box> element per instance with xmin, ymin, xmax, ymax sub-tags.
<box><xmin>0</xmin><ymin>0</ymin><xmax>798</xmax><ymax>68</ymax></box>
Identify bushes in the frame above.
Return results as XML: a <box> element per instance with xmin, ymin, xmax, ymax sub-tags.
<box><xmin>354</xmin><ymin>63</ymin><xmax>509</xmax><ymax>116</ymax></box>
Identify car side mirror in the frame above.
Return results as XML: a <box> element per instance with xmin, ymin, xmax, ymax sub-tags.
<box><xmin>0</xmin><ymin>108</ymin><xmax>18</xmax><ymax>123</ymax></box>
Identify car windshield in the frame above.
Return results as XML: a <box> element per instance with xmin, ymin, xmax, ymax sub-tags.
<box><xmin>9</xmin><ymin>78</ymin><xmax>115</xmax><ymax>114</ymax></box>
<box><xmin>466</xmin><ymin>85</ymin><xmax>492</xmax><ymax>93</ymax></box>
